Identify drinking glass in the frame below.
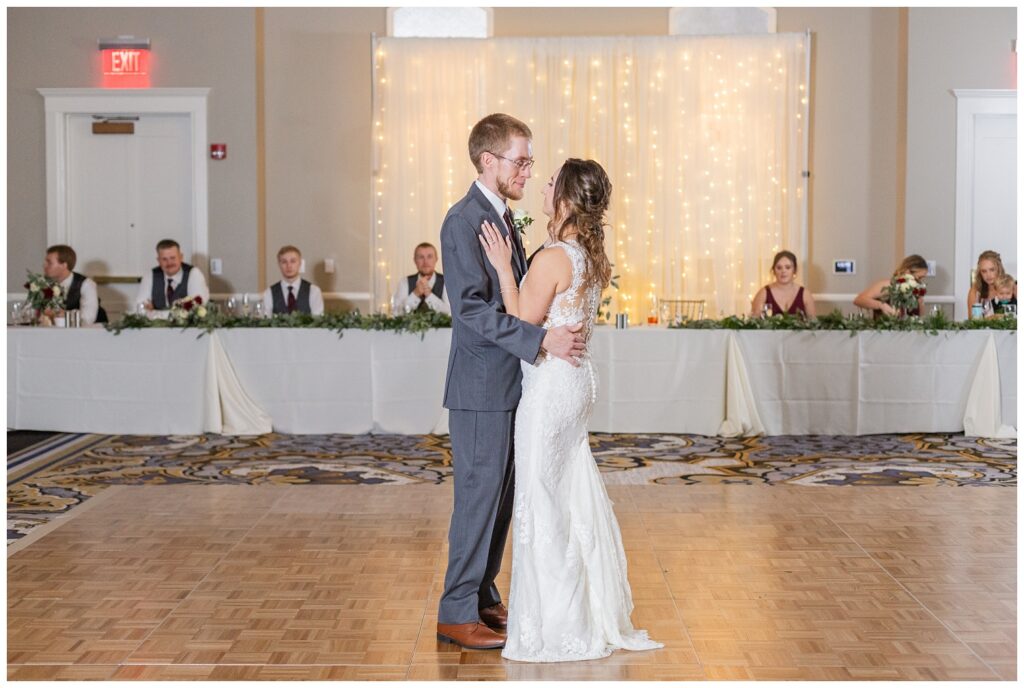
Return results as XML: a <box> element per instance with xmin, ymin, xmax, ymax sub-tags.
<box><xmin>1004</xmin><ymin>303</ymin><xmax>1017</xmax><ymax>317</ymax></box>
<box><xmin>253</xmin><ymin>302</ymin><xmax>265</xmax><ymax>318</ymax></box>
<box><xmin>226</xmin><ymin>297</ymin><xmax>237</xmax><ymax>315</ymax></box>
<box><xmin>11</xmin><ymin>302</ymin><xmax>23</xmax><ymax>326</ymax></box>
<box><xmin>761</xmin><ymin>303</ymin><xmax>773</xmax><ymax>319</ymax></box>
<box><xmin>136</xmin><ymin>302</ymin><xmax>148</xmax><ymax>315</ymax></box>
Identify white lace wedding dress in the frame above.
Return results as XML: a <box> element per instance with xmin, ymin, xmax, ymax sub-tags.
<box><xmin>502</xmin><ymin>240</ymin><xmax>663</xmax><ymax>663</ymax></box>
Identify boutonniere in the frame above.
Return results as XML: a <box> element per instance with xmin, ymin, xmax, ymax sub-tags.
<box><xmin>510</xmin><ymin>208</ymin><xmax>534</xmax><ymax>237</ymax></box>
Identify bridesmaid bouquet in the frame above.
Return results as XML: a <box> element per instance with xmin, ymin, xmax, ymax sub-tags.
<box><xmin>23</xmin><ymin>272</ymin><xmax>65</xmax><ymax>313</ymax></box>
<box><xmin>882</xmin><ymin>273</ymin><xmax>926</xmax><ymax>315</ymax></box>
<box><xmin>169</xmin><ymin>295</ymin><xmax>208</xmax><ymax>324</ymax></box>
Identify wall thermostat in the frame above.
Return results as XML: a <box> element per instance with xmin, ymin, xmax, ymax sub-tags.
<box><xmin>926</xmin><ymin>260</ymin><xmax>936</xmax><ymax>276</ymax></box>
<box><xmin>833</xmin><ymin>259</ymin><xmax>856</xmax><ymax>275</ymax></box>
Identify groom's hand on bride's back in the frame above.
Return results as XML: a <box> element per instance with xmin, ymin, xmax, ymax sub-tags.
<box><xmin>542</xmin><ymin>323</ymin><xmax>586</xmax><ymax>367</ymax></box>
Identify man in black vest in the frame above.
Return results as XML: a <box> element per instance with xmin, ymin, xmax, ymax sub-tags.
<box><xmin>42</xmin><ymin>244</ymin><xmax>108</xmax><ymax>324</ymax></box>
<box><xmin>261</xmin><ymin>245</ymin><xmax>324</xmax><ymax>315</ymax></box>
<box><xmin>134</xmin><ymin>239</ymin><xmax>209</xmax><ymax>312</ymax></box>
<box><xmin>391</xmin><ymin>242</ymin><xmax>451</xmax><ymax>315</ymax></box>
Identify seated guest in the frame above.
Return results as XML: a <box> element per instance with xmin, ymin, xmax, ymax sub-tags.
<box><xmin>854</xmin><ymin>254</ymin><xmax>928</xmax><ymax>317</ymax></box>
<box><xmin>135</xmin><ymin>239</ymin><xmax>209</xmax><ymax>311</ymax></box>
<box><xmin>261</xmin><ymin>245</ymin><xmax>324</xmax><ymax>315</ymax></box>
<box><xmin>750</xmin><ymin>250</ymin><xmax>816</xmax><ymax>318</ymax></box>
<box><xmin>42</xmin><ymin>244</ymin><xmax>108</xmax><ymax>324</ymax></box>
<box><xmin>968</xmin><ymin>250</ymin><xmax>1017</xmax><ymax>318</ymax></box>
<box><xmin>391</xmin><ymin>242</ymin><xmax>451</xmax><ymax>315</ymax></box>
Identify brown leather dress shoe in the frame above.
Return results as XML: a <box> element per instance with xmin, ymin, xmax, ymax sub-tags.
<box><xmin>478</xmin><ymin>603</ymin><xmax>508</xmax><ymax>630</ymax></box>
<box><xmin>436</xmin><ymin>622</ymin><xmax>506</xmax><ymax>650</ymax></box>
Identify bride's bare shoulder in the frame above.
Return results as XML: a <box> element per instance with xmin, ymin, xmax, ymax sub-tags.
<box><xmin>529</xmin><ymin>245</ymin><xmax>573</xmax><ymax>278</ymax></box>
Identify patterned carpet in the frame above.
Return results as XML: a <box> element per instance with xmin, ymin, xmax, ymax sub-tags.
<box><xmin>7</xmin><ymin>432</ymin><xmax>1016</xmax><ymax>544</ymax></box>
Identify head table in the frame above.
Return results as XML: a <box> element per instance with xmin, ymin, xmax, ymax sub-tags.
<box><xmin>7</xmin><ymin>326</ymin><xmax>1016</xmax><ymax>438</ymax></box>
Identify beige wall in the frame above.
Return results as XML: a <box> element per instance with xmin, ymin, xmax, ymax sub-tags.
<box><xmin>777</xmin><ymin>8</ymin><xmax>903</xmax><ymax>300</ymax></box>
<box><xmin>493</xmin><ymin>8</ymin><xmax>669</xmax><ymax>36</ymax></box>
<box><xmin>7</xmin><ymin>7</ymin><xmax>258</xmax><ymax>304</ymax></box>
<box><xmin>905</xmin><ymin>7</ymin><xmax>1017</xmax><ymax>297</ymax></box>
<box><xmin>7</xmin><ymin>7</ymin><xmax>1015</xmax><ymax>315</ymax></box>
<box><xmin>263</xmin><ymin>8</ymin><xmax>386</xmax><ymax>307</ymax></box>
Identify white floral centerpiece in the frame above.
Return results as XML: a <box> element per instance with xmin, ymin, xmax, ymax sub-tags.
<box><xmin>23</xmin><ymin>271</ymin><xmax>65</xmax><ymax>324</ymax></box>
<box><xmin>168</xmin><ymin>295</ymin><xmax>208</xmax><ymax>324</ymax></box>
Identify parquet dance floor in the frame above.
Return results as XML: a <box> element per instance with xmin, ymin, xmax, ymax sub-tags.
<box><xmin>8</xmin><ymin>482</ymin><xmax>1015</xmax><ymax>679</ymax></box>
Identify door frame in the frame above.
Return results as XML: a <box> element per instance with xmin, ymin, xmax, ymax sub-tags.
<box><xmin>37</xmin><ymin>87</ymin><xmax>210</xmax><ymax>272</ymax></box>
<box><xmin>951</xmin><ymin>89</ymin><xmax>1016</xmax><ymax>320</ymax></box>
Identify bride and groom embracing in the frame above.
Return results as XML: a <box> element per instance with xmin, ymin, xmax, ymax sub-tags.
<box><xmin>436</xmin><ymin>113</ymin><xmax>662</xmax><ymax>663</ymax></box>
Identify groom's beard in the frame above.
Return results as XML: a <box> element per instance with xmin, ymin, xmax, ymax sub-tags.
<box><xmin>496</xmin><ymin>176</ymin><xmax>524</xmax><ymax>202</ymax></box>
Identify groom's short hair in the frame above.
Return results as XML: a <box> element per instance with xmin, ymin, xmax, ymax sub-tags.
<box><xmin>469</xmin><ymin>114</ymin><xmax>532</xmax><ymax>173</ymax></box>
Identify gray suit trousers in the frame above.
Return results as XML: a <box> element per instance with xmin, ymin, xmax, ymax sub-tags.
<box><xmin>438</xmin><ymin>409</ymin><xmax>516</xmax><ymax>624</ymax></box>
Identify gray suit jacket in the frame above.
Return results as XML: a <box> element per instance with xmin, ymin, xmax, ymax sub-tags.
<box><xmin>441</xmin><ymin>183</ymin><xmax>546</xmax><ymax>411</ymax></box>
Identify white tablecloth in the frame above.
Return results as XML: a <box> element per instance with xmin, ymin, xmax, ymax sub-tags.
<box><xmin>8</xmin><ymin>329</ymin><xmax>213</xmax><ymax>435</ymax></box>
<box><xmin>733</xmin><ymin>330</ymin><xmax>1017</xmax><ymax>435</ymax></box>
<box><xmin>216</xmin><ymin>329</ymin><xmax>450</xmax><ymax>434</ymax></box>
<box><xmin>589</xmin><ymin>329</ymin><xmax>733</xmax><ymax>436</ymax></box>
<box><xmin>7</xmin><ymin>326</ymin><xmax>1016</xmax><ymax>437</ymax></box>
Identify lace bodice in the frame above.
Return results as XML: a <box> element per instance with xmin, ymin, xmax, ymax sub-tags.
<box><xmin>535</xmin><ymin>240</ymin><xmax>602</xmax><ymax>344</ymax></box>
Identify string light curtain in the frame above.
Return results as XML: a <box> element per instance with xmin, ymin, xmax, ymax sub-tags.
<box><xmin>372</xmin><ymin>35</ymin><xmax>808</xmax><ymax>317</ymax></box>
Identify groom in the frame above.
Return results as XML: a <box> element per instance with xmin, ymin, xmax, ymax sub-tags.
<box><xmin>437</xmin><ymin>113</ymin><xmax>585</xmax><ymax>649</ymax></box>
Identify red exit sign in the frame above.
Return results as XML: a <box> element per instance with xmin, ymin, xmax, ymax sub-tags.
<box><xmin>101</xmin><ymin>48</ymin><xmax>150</xmax><ymax>88</ymax></box>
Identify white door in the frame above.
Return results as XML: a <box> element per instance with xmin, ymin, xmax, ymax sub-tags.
<box><xmin>65</xmin><ymin>113</ymin><xmax>193</xmax><ymax>278</ymax></box>
<box><xmin>953</xmin><ymin>91</ymin><xmax>1017</xmax><ymax>320</ymax></box>
<box><xmin>970</xmin><ymin>114</ymin><xmax>1016</xmax><ymax>277</ymax></box>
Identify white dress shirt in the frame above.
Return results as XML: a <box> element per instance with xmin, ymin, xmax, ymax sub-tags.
<box><xmin>392</xmin><ymin>272</ymin><xmax>450</xmax><ymax>315</ymax></box>
<box><xmin>475</xmin><ymin>179</ymin><xmax>528</xmax><ymax>271</ymax></box>
<box><xmin>262</xmin><ymin>278</ymin><xmax>325</xmax><ymax>316</ymax></box>
<box><xmin>135</xmin><ymin>265</ymin><xmax>210</xmax><ymax>311</ymax></box>
<box><xmin>60</xmin><ymin>273</ymin><xmax>99</xmax><ymax>325</ymax></box>
<box><xmin>475</xmin><ymin>179</ymin><xmax>509</xmax><ymax>220</ymax></box>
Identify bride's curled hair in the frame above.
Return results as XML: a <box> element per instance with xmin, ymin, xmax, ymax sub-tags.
<box><xmin>551</xmin><ymin>158</ymin><xmax>613</xmax><ymax>291</ymax></box>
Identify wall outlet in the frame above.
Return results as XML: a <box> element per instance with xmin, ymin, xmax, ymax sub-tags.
<box><xmin>926</xmin><ymin>260</ymin><xmax>936</xmax><ymax>276</ymax></box>
<box><xmin>324</xmin><ymin>258</ymin><xmax>335</xmax><ymax>274</ymax></box>
<box><xmin>210</xmin><ymin>258</ymin><xmax>223</xmax><ymax>275</ymax></box>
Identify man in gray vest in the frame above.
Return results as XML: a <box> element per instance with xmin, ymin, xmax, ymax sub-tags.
<box><xmin>42</xmin><ymin>244</ymin><xmax>108</xmax><ymax>324</ymax></box>
<box><xmin>391</xmin><ymin>242</ymin><xmax>450</xmax><ymax>315</ymax></box>
<box><xmin>134</xmin><ymin>239</ymin><xmax>209</xmax><ymax>312</ymax></box>
<box><xmin>262</xmin><ymin>245</ymin><xmax>325</xmax><ymax>315</ymax></box>
<box><xmin>436</xmin><ymin>113</ymin><xmax>585</xmax><ymax>650</ymax></box>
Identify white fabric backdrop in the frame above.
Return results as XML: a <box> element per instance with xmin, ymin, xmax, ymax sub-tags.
<box><xmin>372</xmin><ymin>34</ymin><xmax>809</xmax><ymax>317</ymax></box>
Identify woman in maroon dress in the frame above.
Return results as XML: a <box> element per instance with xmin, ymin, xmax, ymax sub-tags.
<box><xmin>750</xmin><ymin>251</ymin><xmax>817</xmax><ymax>318</ymax></box>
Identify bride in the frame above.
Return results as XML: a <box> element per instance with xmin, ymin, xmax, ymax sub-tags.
<box><xmin>478</xmin><ymin>158</ymin><xmax>662</xmax><ymax>662</ymax></box>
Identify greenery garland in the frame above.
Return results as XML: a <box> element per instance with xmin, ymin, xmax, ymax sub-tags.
<box><xmin>104</xmin><ymin>308</ymin><xmax>1014</xmax><ymax>338</ymax></box>
<box><xmin>667</xmin><ymin>309</ymin><xmax>1017</xmax><ymax>335</ymax></box>
<box><xmin>105</xmin><ymin>309</ymin><xmax>453</xmax><ymax>338</ymax></box>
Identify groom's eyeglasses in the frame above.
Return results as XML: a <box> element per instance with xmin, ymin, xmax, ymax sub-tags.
<box><xmin>489</xmin><ymin>153</ymin><xmax>536</xmax><ymax>171</ymax></box>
